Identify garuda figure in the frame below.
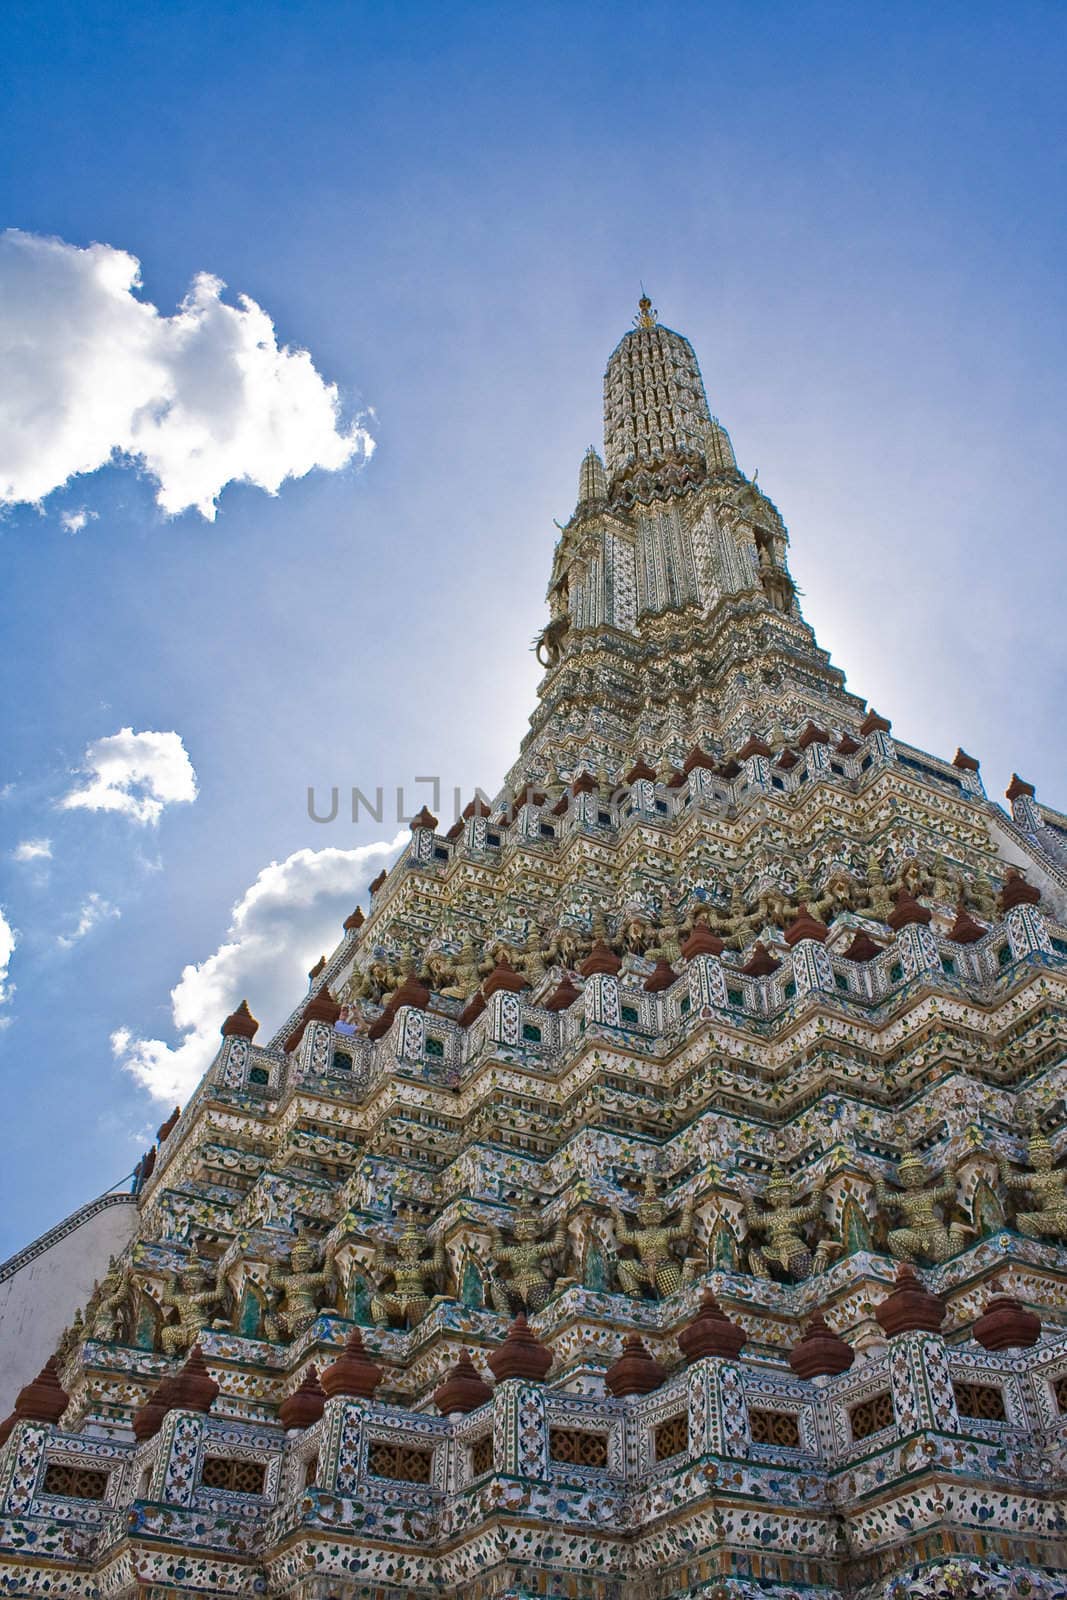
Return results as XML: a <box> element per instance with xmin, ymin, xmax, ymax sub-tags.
<box><xmin>370</xmin><ymin>1209</ymin><xmax>448</xmax><ymax>1327</ymax></box>
<box><xmin>488</xmin><ymin>1202</ymin><xmax>567</xmax><ymax>1314</ymax></box>
<box><xmin>160</xmin><ymin>1253</ymin><xmax>229</xmax><ymax>1355</ymax></box>
<box><xmin>611</xmin><ymin>1175</ymin><xmax>694</xmax><ymax>1299</ymax></box>
<box><xmin>875</xmin><ymin>1142</ymin><xmax>968</xmax><ymax>1264</ymax></box>
<box><xmin>88</xmin><ymin>1256</ymin><xmax>134</xmax><ymax>1342</ymax></box>
<box><xmin>742</xmin><ymin>1165</ymin><xmax>837</xmax><ymax>1280</ymax></box>
<box><xmin>264</xmin><ymin>1228</ymin><xmax>339</xmax><ymax>1343</ymax></box>
<box><xmin>999</xmin><ymin>1123</ymin><xmax>1067</xmax><ymax>1243</ymax></box>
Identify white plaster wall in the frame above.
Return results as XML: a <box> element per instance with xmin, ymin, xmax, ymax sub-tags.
<box><xmin>0</xmin><ymin>1195</ymin><xmax>138</xmax><ymax>1409</ymax></box>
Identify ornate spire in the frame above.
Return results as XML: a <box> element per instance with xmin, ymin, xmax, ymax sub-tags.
<box><xmin>577</xmin><ymin>445</ymin><xmax>607</xmax><ymax>506</ymax></box>
<box><xmin>603</xmin><ymin>304</ymin><xmax>714</xmax><ymax>475</ymax></box>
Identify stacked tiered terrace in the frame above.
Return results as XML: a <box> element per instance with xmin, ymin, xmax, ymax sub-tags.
<box><xmin>2</xmin><ymin>297</ymin><xmax>1067</xmax><ymax>1600</ymax></box>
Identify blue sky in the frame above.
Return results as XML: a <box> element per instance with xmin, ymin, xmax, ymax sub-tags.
<box><xmin>1</xmin><ymin>1</ymin><xmax>1065</xmax><ymax>1256</ymax></box>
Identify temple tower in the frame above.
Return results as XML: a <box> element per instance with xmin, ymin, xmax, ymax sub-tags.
<box><xmin>2</xmin><ymin>299</ymin><xmax>1067</xmax><ymax>1600</ymax></box>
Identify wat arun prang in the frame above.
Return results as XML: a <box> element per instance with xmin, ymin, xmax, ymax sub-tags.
<box><xmin>2</xmin><ymin>298</ymin><xmax>1067</xmax><ymax>1600</ymax></box>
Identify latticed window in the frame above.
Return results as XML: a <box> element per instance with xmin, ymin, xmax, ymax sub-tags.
<box><xmin>549</xmin><ymin>1427</ymin><xmax>609</xmax><ymax>1468</ymax></box>
<box><xmin>303</xmin><ymin>1454</ymin><xmax>318</xmax><ymax>1489</ymax></box>
<box><xmin>1054</xmin><ymin>1375</ymin><xmax>1067</xmax><ymax>1414</ymax></box>
<box><xmin>849</xmin><ymin>1390</ymin><xmax>894</xmax><ymax>1441</ymax></box>
<box><xmin>953</xmin><ymin>1381</ymin><xmax>1006</xmax><ymax>1421</ymax></box>
<box><xmin>331</xmin><ymin>1050</ymin><xmax>352</xmax><ymax>1072</ymax></box>
<box><xmin>41</xmin><ymin>1463</ymin><xmax>110</xmax><ymax>1500</ymax></box>
<box><xmin>425</xmin><ymin>1036</ymin><xmax>445</xmax><ymax>1058</ymax></box>
<box><xmin>749</xmin><ymin>1407</ymin><xmax>801</xmax><ymax>1449</ymax></box>
<box><xmin>248</xmin><ymin>1066</ymin><xmax>270</xmax><ymax>1086</ymax></box>
<box><xmin>653</xmin><ymin>1414</ymin><xmax>688</xmax><ymax>1462</ymax></box>
<box><xmin>367</xmin><ymin>1440</ymin><xmax>434</xmax><ymax>1483</ymax></box>
<box><xmin>200</xmin><ymin>1456</ymin><xmax>267</xmax><ymax>1494</ymax></box>
<box><xmin>469</xmin><ymin>1434</ymin><xmax>494</xmax><ymax>1476</ymax></box>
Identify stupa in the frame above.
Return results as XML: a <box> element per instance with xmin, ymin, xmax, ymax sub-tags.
<box><xmin>2</xmin><ymin>296</ymin><xmax>1067</xmax><ymax>1598</ymax></box>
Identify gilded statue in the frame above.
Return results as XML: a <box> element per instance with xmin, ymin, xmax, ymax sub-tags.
<box><xmin>742</xmin><ymin>1165</ymin><xmax>837</xmax><ymax>1280</ymax></box>
<box><xmin>440</xmin><ymin>938</ymin><xmax>481</xmax><ymax>999</ymax></box>
<box><xmin>651</xmin><ymin>908</ymin><xmax>685</xmax><ymax>966</ymax></box>
<box><xmin>264</xmin><ymin>1228</ymin><xmax>339</xmax><ymax>1343</ymax></box>
<box><xmin>56</xmin><ymin>1308</ymin><xmax>85</xmax><ymax>1366</ymax></box>
<box><xmin>370</xmin><ymin>1209</ymin><xmax>448</xmax><ymax>1327</ymax></box>
<box><xmin>488</xmin><ymin>1202</ymin><xmax>567</xmax><ymax>1314</ymax></box>
<box><xmin>89</xmin><ymin>1256</ymin><xmax>134</xmax><ymax>1342</ymax></box>
<box><xmin>999</xmin><ymin>1123</ymin><xmax>1067</xmax><ymax>1243</ymax></box>
<box><xmin>160</xmin><ymin>1252</ymin><xmax>229</xmax><ymax>1355</ymax></box>
<box><xmin>875</xmin><ymin>1142</ymin><xmax>968</xmax><ymax>1264</ymax></box>
<box><xmin>611</xmin><ymin>1175</ymin><xmax>694</xmax><ymax>1299</ymax></box>
<box><xmin>521</xmin><ymin>931</ymin><xmax>547</xmax><ymax>986</ymax></box>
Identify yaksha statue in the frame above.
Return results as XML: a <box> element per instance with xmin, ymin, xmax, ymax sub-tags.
<box><xmin>160</xmin><ymin>1252</ymin><xmax>229</xmax><ymax>1355</ymax></box>
<box><xmin>742</xmin><ymin>1164</ymin><xmax>837</xmax><ymax>1280</ymax></box>
<box><xmin>370</xmin><ymin>1209</ymin><xmax>448</xmax><ymax>1328</ymax></box>
<box><xmin>875</xmin><ymin>1142</ymin><xmax>968</xmax><ymax>1264</ymax></box>
<box><xmin>611</xmin><ymin>1175</ymin><xmax>694</xmax><ymax>1300</ymax></box>
<box><xmin>488</xmin><ymin>1202</ymin><xmax>567</xmax><ymax>1314</ymax></box>
<box><xmin>264</xmin><ymin>1227</ymin><xmax>339</xmax><ymax>1343</ymax></box>
<box><xmin>999</xmin><ymin>1123</ymin><xmax>1067</xmax><ymax>1242</ymax></box>
<box><xmin>89</xmin><ymin>1255</ymin><xmax>134</xmax><ymax>1341</ymax></box>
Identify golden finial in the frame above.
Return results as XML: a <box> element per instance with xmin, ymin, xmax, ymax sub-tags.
<box><xmin>635</xmin><ymin>288</ymin><xmax>658</xmax><ymax>329</ymax></box>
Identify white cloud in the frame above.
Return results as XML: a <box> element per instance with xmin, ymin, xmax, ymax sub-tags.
<box><xmin>60</xmin><ymin>507</ymin><xmax>97</xmax><ymax>534</ymax></box>
<box><xmin>0</xmin><ymin>230</ymin><xmax>374</xmax><ymax>520</ymax></box>
<box><xmin>0</xmin><ymin>906</ymin><xmax>16</xmax><ymax>1014</ymax></box>
<box><xmin>111</xmin><ymin>834</ymin><xmax>404</xmax><ymax>1102</ymax></box>
<box><xmin>56</xmin><ymin>892</ymin><xmax>120</xmax><ymax>949</ymax></box>
<box><xmin>60</xmin><ymin>727</ymin><xmax>197</xmax><ymax>826</ymax></box>
<box><xmin>13</xmin><ymin>838</ymin><xmax>53</xmax><ymax>862</ymax></box>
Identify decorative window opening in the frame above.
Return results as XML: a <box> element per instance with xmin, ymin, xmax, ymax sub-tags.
<box><xmin>953</xmin><ymin>1381</ymin><xmax>1006</xmax><ymax>1421</ymax></box>
<box><xmin>549</xmin><ymin>1427</ymin><xmax>609</xmax><ymax>1468</ymax></box>
<box><xmin>331</xmin><ymin>1050</ymin><xmax>352</xmax><ymax>1073</ymax></box>
<box><xmin>425</xmin><ymin>1036</ymin><xmax>445</xmax><ymax>1058</ymax></box>
<box><xmin>889</xmin><ymin>962</ymin><xmax>904</xmax><ymax>983</ymax></box>
<box><xmin>749</xmin><ymin>1407</ymin><xmax>801</xmax><ymax>1449</ymax></box>
<box><xmin>248</xmin><ymin>1066</ymin><xmax>270</xmax><ymax>1087</ymax></box>
<box><xmin>860</xmin><ymin>755</ymin><xmax>872</xmax><ymax>771</ymax></box>
<box><xmin>653</xmin><ymin>1414</ymin><xmax>688</xmax><ymax>1462</ymax></box>
<box><xmin>200</xmin><ymin>1457</ymin><xmax>267</xmax><ymax>1495</ymax></box>
<box><xmin>1054</xmin><ymin>1374</ymin><xmax>1067</xmax><ymax>1414</ymax></box>
<box><xmin>679</xmin><ymin>995</ymin><xmax>691</xmax><ymax>1014</ymax></box>
<box><xmin>540</xmin><ymin>823</ymin><xmax>555</xmax><ymax>838</ymax></box>
<box><xmin>433</xmin><ymin>846</ymin><xmax>449</xmax><ymax>861</ymax></box>
<box><xmin>654</xmin><ymin>798</ymin><xmax>669</xmax><ymax>813</ymax></box>
<box><xmin>997</xmin><ymin>943</ymin><xmax>1011</xmax><ymax>967</ymax></box>
<box><xmin>834</xmin><ymin>973</ymin><xmax>849</xmax><ymax>992</ymax></box>
<box><xmin>727</xmin><ymin>988</ymin><xmax>743</xmax><ymax>1007</ymax></box>
<box><xmin>304</xmin><ymin>1454</ymin><xmax>318</xmax><ymax>1489</ymax></box>
<box><xmin>849</xmin><ymin>1390</ymin><xmax>894</xmax><ymax>1440</ymax></box>
<box><xmin>783</xmin><ymin>980</ymin><xmax>797</xmax><ymax>1000</ymax></box>
<box><xmin>137</xmin><ymin>1466</ymin><xmax>152</xmax><ymax>1499</ymax></box>
<box><xmin>941</xmin><ymin>957</ymin><xmax>956</xmax><ymax>977</ymax></box>
<box><xmin>486</xmin><ymin>832</ymin><xmax>501</xmax><ymax>847</ymax></box>
<box><xmin>1050</xmin><ymin>938</ymin><xmax>1067</xmax><ymax>956</ymax></box>
<box><xmin>771</xmin><ymin>776</ymin><xmax>785</xmax><ymax>791</ymax></box>
<box><xmin>367</xmin><ymin>1441</ymin><xmax>433</xmax><ymax>1483</ymax></box>
<box><xmin>620</xmin><ymin>1006</ymin><xmax>639</xmax><ymax>1026</ymax></box>
<box><xmin>597</xmin><ymin>810</ymin><xmax>611</xmax><ymax>827</ymax></box>
<box><xmin>521</xmin><ymin>1023</ymin><xmax>542</xmax><ymax>1043</ymax></box>
<box><xmin>830</xmin><ymin>762</ymin><xmax>845</xmax><ymax>776</ymax></box>
<box><xmin>469</xmin><ymin>1434</ymin><xmax>494</xmax><ymax>1476</ymax></box>
<box><xmin>42</xmin><ymin>1463</ymin><xmax>110</xmax><ymax>1500</ymax></box>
